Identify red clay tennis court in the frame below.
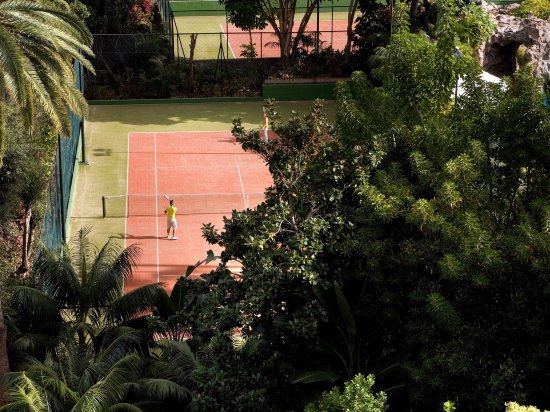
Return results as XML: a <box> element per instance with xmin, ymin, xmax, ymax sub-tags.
<box><xmin>223</xmin><ymin>20</ymin><xmax>352</xmax><ymax>59</ymax></box>
<box><xmin>104</xmin><ymin>131</ymin><xmax>272</xmax><ymax>292</ymax></box>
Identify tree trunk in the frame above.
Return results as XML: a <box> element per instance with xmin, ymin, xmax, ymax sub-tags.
<box><xmin>344</xmin><ymin>0</ymin><xmax>360</xmax><ymax>64</ymax></box>
<box><xmin>279</xmin><ymin>0</ymin><xmax>295</xmax><ymax>68</ymax></box>
<box><xmin>0</xmin><ymin>301</ymin><xmax>10</xmax><ymax>405</ymax></box>
<box><xmin>188</xmin><ymin>34</ymin><xmax>198</xmax><ymax>88</ymax></box>
<box><xmin>0</xmin><ymin>99</ymin><xmax>5</xmax><ymax>166</ymax></box>
<box><xmin>17</xmin><ymin>206</ymin><xmax>31</xmax><ymax>276</ymax></box>
<box><xmin>410</xmin><ymin>0</ymin><xmax>419</xmax><ymax>18</ymax></box>
<box><xmin>287</xmin><ymin>0</ymin><xmax>318</xmax><ymax>66</ymax></box>
<box><xmin>27</xmin><ymin>212</ymin><xmax>35</xmax><ymax>265</ymax></box>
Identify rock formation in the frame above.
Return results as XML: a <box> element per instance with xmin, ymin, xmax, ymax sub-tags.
<box><xmin>479</xmin><ymin>1</ymin><xmax>550</xmax><ymax>80</ymax></box>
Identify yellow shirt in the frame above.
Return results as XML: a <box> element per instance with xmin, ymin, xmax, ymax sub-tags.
<box><xmin>263</xmin><ymin>114</ymin><xmax>269</xmax><ymax>129</ymax></box>
<box><xmin>165</xmin><ymin>205</ymin><xmax>177</xmax><ymax>219</ymax></box>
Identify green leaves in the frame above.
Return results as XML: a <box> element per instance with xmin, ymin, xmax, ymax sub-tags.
<box><xmin>305</xmin><ymin>374</ymin><xmax>388</xmax><ymax>412</ymax></box>
<box><xmin>0</xmin><ymin>0</ymin><xmax>94</xmax><ymax>162</ymax></box>
<box><xmin>426</xmin><ymin>292</ymin><xmax>462</xmax><ymax>334</ymax></box>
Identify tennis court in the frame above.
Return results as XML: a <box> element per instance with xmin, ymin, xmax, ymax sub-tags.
<box><xmin>69</xmin><ymin>101</ymin><xmax>335</xmax><ymax>294</ymax></box>
<box><xmin>173</xmin><ymin>13</ymin><xmax>355</xmax><ymax>60</ymax></box>
<box><xmin>110</xmin><ymin>131</ymin><xmax>271</xmax><ymax>292</ymax></box>
<box><xmin>223</xmin><ymin>21</ymin><xmax>351</xmax><ymax>59</ymax></box>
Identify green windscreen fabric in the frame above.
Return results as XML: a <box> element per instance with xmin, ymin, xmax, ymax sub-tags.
<box><xmin>40</xmin><ymin>60</ymin><xmax>84</xmax><ymax>251</ymax></box>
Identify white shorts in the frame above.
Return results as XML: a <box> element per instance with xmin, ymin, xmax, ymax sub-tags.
<box><xmin>167</xmin><ymin>219</ymin><xmax>177</xmax><ymax>229</ymax></box>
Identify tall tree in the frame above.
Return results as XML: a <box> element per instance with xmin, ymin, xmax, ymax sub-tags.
<box><xmin>164</xmin><ymin>4</ymin><xmax>549</xmax><ymax>410</ymax></box>
<box><xmin>219</xmin><ymin>0</ymin><xmax>322</xmax><ymax>67</ymax></box>
<box><xmin>0</xmin><ymin>0</ymin><xmax>94</xmax><ymax>164</ymax></box>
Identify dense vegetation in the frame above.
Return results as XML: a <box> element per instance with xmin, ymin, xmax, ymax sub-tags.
<box><xmin>1</xmin><ymin>0</ymin><xmax>550</xmax><ymax>411</ymax></box>
<box><xmin>511</xmin><ymin>0</ymin><xmax>550</xmax><ymax>20</ymax></box>
<box><xmin>167</xmin><ymin>4</ymin><xmax>548</xmax><ymax>408</ymax></box>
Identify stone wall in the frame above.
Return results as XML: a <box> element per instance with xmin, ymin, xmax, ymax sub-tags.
<box><xmin>479</xmin><ymin>1</ymin><xmax>550</xmax><ymax>80</ymax></box>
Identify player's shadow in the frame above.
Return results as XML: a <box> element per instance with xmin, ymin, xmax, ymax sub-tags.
<box><xmin>111</xmin><ymin>233</ymin><xmax>166</xmax><ymax>240</ymax></box>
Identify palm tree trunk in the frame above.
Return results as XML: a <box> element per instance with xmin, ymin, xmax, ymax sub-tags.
<box><xmin>344</xmin><ymin>0</ymin><xmax>360</xmax><ymax>64</ymax></box>
<box><xmin>0</xmin><ymin>301</ymin><xmax>10</xmax><ymax>405</ymax></box>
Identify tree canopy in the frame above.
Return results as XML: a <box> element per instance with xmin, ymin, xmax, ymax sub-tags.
<box><xmin>154</xmin><ymin>3</ymin><xmax>550</xmax><ymax>410</ymax></box>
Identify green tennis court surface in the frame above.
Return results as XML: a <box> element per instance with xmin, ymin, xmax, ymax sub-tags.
<box><xmin>170</xmin><ymin>0</ymin><xmax>353</xmax><ymax>16</ymax></box>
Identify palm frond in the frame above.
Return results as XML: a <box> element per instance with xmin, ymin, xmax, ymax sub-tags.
<box><xmin>107</xmin><ymin>284</ymin><xmax>169</xmax><ymax>324</ymax></box>
<box><xmin>97</xmin><ymin>328</ymin><xmax>142</xmax><ymax>366</ymax></box>
<box><xmin>106</xmin><ymin>403</ymin><xmax>143</xmax><ymax>412</ymax></box>
<box><xmin>10</xmin><ymin>286</ymin><xmax>60</xmax><ymax>324</ymax></box>
<box><xmin>0</xmin><ymin>0</ymin><xmax>93</xmax><ymax>157</ymax></box>
<box><xmin>0</xmin><ymin>373</ymin><xmax>49</xmax><ymax>411</ymax></box>
<box><xmin>32</xmin><ymin>245</ymin><xmax>82</xmax><ymax>306</ymax></box>
<box><xmin>71</xmin><ymin>355</ymin><xmax>143</xmax><ymax>412</ymax></box>
<box><xmin>139</xmin><ymin>378</ymin><xmax>192</xmax><ymax>402</ymax></box>
<box><xmin>153</xmin><ymin>340</ymin><xmax>200</xmax><ymax>381</ymax></box>
<box><xmin>87</xmin><ymin>242</ymin><xmax>142</xmax><ymax>309</ymax></box>
<box><xmin>292</xmin><ymin>369</ymin><xmax>341</xmax><ymax>384</ymax></box>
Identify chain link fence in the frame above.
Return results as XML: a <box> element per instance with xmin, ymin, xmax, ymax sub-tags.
<box><xmin>40</xmin><ymin>61</ymin><xmax>84</xmax><ymax>251</ymax></box>
<box><xmin>84</xmin><ymin>0</ymin><xmax>356</xmax><ymax>99</ymax></box>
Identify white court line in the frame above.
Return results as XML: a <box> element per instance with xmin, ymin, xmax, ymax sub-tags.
<box><xmin>157</xmin><ymin>163</ymin><xmax>265</xmax><ymax>169</ymax></box>
<box><xmin>123</xmin><ymin>132</ymin><xmax>131</xmax><ymax>292</ymax></box>
<box><xmin>219</xmin><ymin>23</ymin><xmax>236</xmax><ymax>58</ymax></box>
<box><xmin>128</xmin><ymin>130</ymin><xmax>241</xmax><ymax>135</ymax></box>
<box><xmin>236</xmin><ymin>164</ymin><xmax>248</xmax><ymax>208</ymax></box>
<box><xmin>154</xmin><ymin>132</ymin><xmax>160</xmax><ymax>283</ymax></box>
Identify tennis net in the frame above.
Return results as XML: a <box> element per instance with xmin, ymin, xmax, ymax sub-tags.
<box><xmin>102</xmin><ymin>192</ymin><xmax>265</xmax><ymax>218</ymax></box>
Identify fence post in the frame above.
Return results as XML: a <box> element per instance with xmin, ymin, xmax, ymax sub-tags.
<box><xmin>331</xmin><ymin>5</ymin><xmax>334</xmax><ymax>46</ymax></box>
<box><xmin>102</xmin><ymin>196</ymin><xmax>106</xmax><ymax>219</ymax></box>
<box><xmin>80</xmin><ymin>119</ymin><xmax>89</xmax><ymax>165</ymax></box>
<box><xmin>57</xmin><ymin>135</ymin><xmax>66</xmax><ymax>242</ymax></box>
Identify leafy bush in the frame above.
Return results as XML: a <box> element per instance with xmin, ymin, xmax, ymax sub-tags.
<box><xmin>305</xmin><ymin>374</ymin><xmax>388</xmax><ymax>412</ymax></box>
<box><xmin>512</xmin><ymin>0</ymin><xmax>550</xmax><ymax>19</ymax></box>
<box><xmin>505</xmin><ymin>402</ymin><xmax>550</xmax><ymax>412</ymax></box>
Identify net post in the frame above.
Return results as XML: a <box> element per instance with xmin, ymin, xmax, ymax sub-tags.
<box><xmin>102</xmin><ymin>196</ymin><xmax>106</xmax><ymax>218</ymax></box>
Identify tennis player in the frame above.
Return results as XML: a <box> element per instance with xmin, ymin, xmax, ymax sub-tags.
<box><xmin>262</xmin><ymin>109</ymin><xmax>269</xmax><ymax>143</ymax></box>
<box><xmin>164</xmin><ymin>199</ymin><xmax>178</xmax><ymax>239</ymax></box>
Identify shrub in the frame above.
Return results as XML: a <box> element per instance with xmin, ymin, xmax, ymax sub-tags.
<box><xmin>305</xmin><ymin>374</ymin><xmax>387</xmax><ymax>412</ymax></box>
<box><xmin>512</xmin><ymin>0</ymin><xmax>550</xmax><ymax>20</ymax></box>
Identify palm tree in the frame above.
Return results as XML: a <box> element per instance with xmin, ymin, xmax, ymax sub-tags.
<box><xmin>0</xmin><ymin>0</ymin><xmax>94</xmax><ymax>163</ymax></box>
<box><xmin>0</xmin><ymin>332</ymin><xmax>196</xmax><ymax>411</ymax></box>
<box><xmin>8</xmin><ymin>227</ymin><xmax>170</xmax><ymax>357</ymax></box>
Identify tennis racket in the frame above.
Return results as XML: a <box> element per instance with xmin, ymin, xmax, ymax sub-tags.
<box><xmin>163</xmin><ymin>194</ymin><xmax>170</xmax><ymax>200</ymax></box>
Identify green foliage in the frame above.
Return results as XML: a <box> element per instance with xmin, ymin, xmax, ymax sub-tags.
<box><xmin>146</xmin><ymin>4</ymin><xmax>550</xmax><ymax>411</ymax></box>
<box><xmin>7</xmin><ymin>228</ymin><xmax>170</xmax><ymax>363</ymax></box>
<box><xmin>455</xmin><ymin>5</ymin><xmax>496</xmax><ymax>48</ymax></box>
<box><xmin>219</xmin><ymin>0</ymin><xmax>268</xmax><ymax>31</ymax></box>
<box><xmin>443</xmin><ymin>400</ymin><xmax>457</xmax><ymax>412</ymax></box>
<box><xmin>0</xmin><ymin>337</ymin><xmax>196</xmax><ymax>411</ymax></box>
<box><xmin>505</xmin><ymin>402</ymin><xmax>550</xmax><ymax>412</ymax></box>
<box><xmin>305</xmin><ymin>374</ymin><xmax>387</xmax><ymax>412</ymax></box>
<box><xmin>512</xmin><ymin>0</ymin><xmax>550</xmax><ymax>20</ymax></box>
<box><xmin>0</xmin><ymin>0</ymin><xmax>94</xmax><ymax>163</ymax></box>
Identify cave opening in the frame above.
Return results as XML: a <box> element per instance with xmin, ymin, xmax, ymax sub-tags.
<box><xmin>484</xmin><ymin>41</ymin><xmax>521</xmax><ymax>77</ymax></box>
